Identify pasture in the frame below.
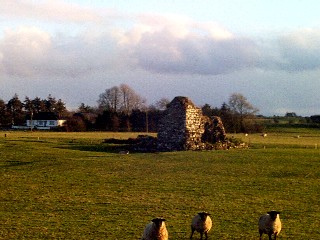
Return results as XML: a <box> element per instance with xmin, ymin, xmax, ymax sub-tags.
<box><xmin>0</xmin><ymin>129</ymin><xmax>319</xmax><ymax>239</ymax></box>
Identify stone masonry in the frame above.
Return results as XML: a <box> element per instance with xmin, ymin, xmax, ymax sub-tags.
<box><xmin>157</xmin><ymin>96</ymin><xmax>227</xmax><ymax>151</ymax></box>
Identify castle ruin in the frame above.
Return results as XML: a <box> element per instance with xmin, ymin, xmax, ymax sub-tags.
<box><xmin>157</xmin><ymin>96</ymin><xmax>227</xmax><ymax>151</ymax></box>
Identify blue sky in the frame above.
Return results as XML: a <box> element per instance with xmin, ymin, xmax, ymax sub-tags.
<box><xmin>1</xmin><ymin>0</ymin><xmax>320</xmax><ymax>116</ymax></box>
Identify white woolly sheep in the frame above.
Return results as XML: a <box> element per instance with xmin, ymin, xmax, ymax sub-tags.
<box><xmin>258</xmin><ymin>210</ymin><xmax>282</xmax><ymax>240</ymax></box>
<box><xmin>141</xmin><ymin>218</ymin><xmax>168</xmax><ymax>240</ymax></box>
<box><xmin>190</xmin><ymin>211</ymin><xmax>212</xmax><ymax>239</ymax></box>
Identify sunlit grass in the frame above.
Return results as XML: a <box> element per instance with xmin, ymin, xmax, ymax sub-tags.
<box><xmin>229</xmin><ymin>128</ymin><xmax>320</xmax><ymax>149</ymax></box>
<box><xmin>0</xmin><ymin>130</ymin><xmax>319</xmax><ymax>239</ymax></box>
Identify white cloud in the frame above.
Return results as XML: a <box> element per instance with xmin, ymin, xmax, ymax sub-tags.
<box><xmin>132</xmin><ymin>33</ymin><xmax>260</xmax><ymax>75</ymax></box>
<box><xmin>116</xmin><ymin>16</ymin><xmax>320</xmax><ymax>75</ymax></box>
<box><xmin>277</xmin><ymin>28</ymin><xmax>320</xmax><ymax>71</ymax></box>
<box><xmin>0</xmin><ymin>0</ymin><xmax>112</xmax><ymax>23</ymax></box>
<box><xmin>0</xmin><ymin>27</ymin><xmax>51</xmax><ymax>76</ymax></box>
<box><xmin>0</xmin><ymin>26</ymin><xmax>127</xmax><ymax>78</ymax></box>
<box><xmin>194</xmin><ymin>21</ymin><xmax>234</xmax><ymax>40</ymax></box>
<box><xmin>13</xmin><ymin>13</ymin><xmax>241</xmax><ymax>77</ymax></box>
<box><xmin>119</xmin><ymin>18</ymin><xmax>320</xmax><ymax>75</ymax></box>
<box><xmin>3</xmin><ymin>8</ymin><xmax>320</xmax><ymax>80</ymax></box>
<box><xmin>2</xmin><ymin>3</ymin><xmax>320</xmax><ymax>116</ymax></box>
<box><xmin>118</xmin><ymin>16</ymin><xmax>260</xmax><ymax>75</ymax></box>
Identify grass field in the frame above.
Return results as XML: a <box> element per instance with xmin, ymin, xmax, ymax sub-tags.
<box><xmin>0</xmin><ymin>130</ymin><xmax>320</xmax><ymax>239</ymax></box>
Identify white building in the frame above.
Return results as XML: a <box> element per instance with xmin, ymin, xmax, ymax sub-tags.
<box><xmin>26</xmin><ymin>112</ymin><xmax>66</xmax><ymax>130</ymax></box>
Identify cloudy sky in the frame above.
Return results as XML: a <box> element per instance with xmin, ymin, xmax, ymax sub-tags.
<box><xmin>1</xmin><ymin>0</ymin><xmax>320</xmax><ymax>116</ymax></box>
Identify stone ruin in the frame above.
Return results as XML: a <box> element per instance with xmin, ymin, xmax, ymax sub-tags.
<box><xmin>157</xmin><ymin>96</ymin><xmax>228</xmax><ymax>151</ymax></box>
<box><xmin>104</xmin><ymin>96</ymin><xmax>243</xmax><ymax>152</ymax></box>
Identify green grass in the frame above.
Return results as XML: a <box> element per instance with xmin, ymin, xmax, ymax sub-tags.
<box><xmin>230</xmin><ymin>128</ymin><xmax>320</xmax><ymax>149</ymax></box>
<box><xmin>0</xmin><ymin>130</ymin><xmax>320</xmax><ymax>239</ymax></box>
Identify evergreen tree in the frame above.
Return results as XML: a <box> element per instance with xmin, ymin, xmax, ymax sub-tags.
<box><xmin>7</xmin><ymin>94</ymin><xmax>24</xmax><ymax>125</ymax></box>
<box><xmin>0</xmin><ymin>99</ymin><xmax>11</xmax><ymax>126</ymax></box>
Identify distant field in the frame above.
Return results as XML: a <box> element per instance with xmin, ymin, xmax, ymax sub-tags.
<box><xmin>231</xmin><ymin>127</ymin><xmax>320</xmax><ymax>149</ymax></box>
<box><xmin>0</xmin><ymin>130</ymin><xmax>319</xmax><ymax>239</ymax></box>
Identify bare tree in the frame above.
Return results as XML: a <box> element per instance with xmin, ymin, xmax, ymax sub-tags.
<box><xmin>119</xmin><ymin>84</ymin><xmax>146</xmax><ymax>114</ymax></box>
<box><xmin>98</xmin><ymin>84</ymin><xmax>146</xmax><ymax>114</ymax></box>
<box><xmin>154</xmin><ymin>98</ymin><xmax>170</xmax><ymax>111</ymax></box>
<box><xmin>229</xmin><ymin>93</ymin><xmax>258</xmax><ymax>116</ymax></box>
<box><xmin>228</xmin><ymin>93</ymin><xmax>259</xmax><ymax>132</ymax></box>
<box><xmin>98</xmin><ymin>86</ymin><xmax>121</xmax><ymax>112</ymax></box>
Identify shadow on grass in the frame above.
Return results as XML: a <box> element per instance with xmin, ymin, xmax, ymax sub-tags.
<box><xmin>3</xmin><ymin>160</ymin><xmax>34</xmax><ymax>167</ymax></box>
<box><xmin>56</xmin><ymin>136</ymin><xmax>158</xmax><ymax>154</ymax></box>
<box><xmin>57</xmin><ymin>143</ymin><xmax>131</xmax><ymax>154</ymax></box>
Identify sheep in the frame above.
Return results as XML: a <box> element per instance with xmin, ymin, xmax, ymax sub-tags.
<box><xmin>141</xmin><ymin>217</ymin><xmax>168</xmax><ymax>240</ymax></box>
<box><xmin>258</xmin><ymin>210</ymin><xmax>281</xmax><ymax>240</ymax></box>
<box><xmin>119</xmin><ymin>150</ymin><xmax>129</xmax><ymax>154</ymax></box>
<box><xmin>190</xmin><ymin>211</ymin><xmax>212</xmax><ymax>239</ymax></box>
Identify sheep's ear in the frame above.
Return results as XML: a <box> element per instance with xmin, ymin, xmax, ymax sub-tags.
<box><xmin>152</xmin><ymin>218</ymin><xmax>165</xmax><ymax>222</ymax></box>
<box><xmin>267</xmin><ymin>210</ymin><xmax>280</xmax><ymax>215</ymax></box>
<box><xmin>199</xmin><ymin>211</ymin><xmax>210</xmax><ymax>216</ymax></box>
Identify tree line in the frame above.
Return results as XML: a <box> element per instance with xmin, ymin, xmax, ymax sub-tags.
<box><xmin>62</xmin><ymin>85</ymin><xmax>264</xmax><ymax>133</ymax></box>
<box><xmin>0</xmin><ymin>85</ymin><xmax>263</xmax><ymax>133</ymax></box>
<box><xmin>0</xmin><ymin>94</ymin><xmax>67</xmax><ymax>127</ymax></box>
<box><xmin>2</xmin><ymin>84</ymin><xmax>317</xmax><ymax>133</ymax></box>
<box><xmin>69</xmin><ymin>84</ymin><xmax>164</xmax><ymax>132</ymax></box>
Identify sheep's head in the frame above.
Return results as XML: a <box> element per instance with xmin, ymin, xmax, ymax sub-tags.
<box><xmin>198</xmin><ymin>212</ymin><xmax>211</xmax><ymax>221</ymax></box>
<box><xmin>267</xmin><ymin>211</ymin><xmax>281</xmax><ymax>221</ymax></box>
<box><xmin>152</xmin><ymin>218</ymin><xmax>166</xmax><ymax>228</ymax></box>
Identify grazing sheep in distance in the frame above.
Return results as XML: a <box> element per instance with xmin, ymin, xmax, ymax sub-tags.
<box><xmin>258</xmin><ymin>210</ymin><xmax>281</xmax><ymax>240</ymax></box>
<box><xmin>119</xmin><ymin>150</ymin><xmax>129</xmax><ymax>154</ymax></box>
<box><xmin>190</xmin><ymin>211</ymin><xmax>212</xmax><ymax>239</ymax></box>
<box><xmin>261</xmin><ymin>133</ymin><xmax>268</xmax><ymax>137</ymax></box>
<box><xmin>141</xmin><ymin>218</ymin><xmax>168</xmax><ymax>240</ymax></box>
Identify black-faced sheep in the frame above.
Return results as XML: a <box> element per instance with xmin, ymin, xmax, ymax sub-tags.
<box><xmin>190</xmin><ymin>211</ymin><xmax>212</xmax><ymax>239</ymax></box>
<box><xmin>141</xmin><ymin>218</ymin><xmax>168</xmax><ymax>240</ymax></box>
<box><xmin>258</xmin><ymin>210</ymin><xmax>281</xmax><ymax>240</ymax></box>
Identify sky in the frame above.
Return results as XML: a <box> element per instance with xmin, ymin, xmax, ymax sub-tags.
<box><xmin>1</xmin><ymin>0</ymin><xmax>320</xmax><ymax>116</ymax></box>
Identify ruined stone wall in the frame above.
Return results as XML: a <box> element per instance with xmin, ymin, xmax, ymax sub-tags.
<box><xmin>184</xmin><ymin>102</ymin><xmax>205</xmax><ymax>150</ymax></box>
<box><xmin>157</xmin><ymin>97</ymin><xmax>189</xmax><ymax>151</ymax></box>
<box><xmin>202</xmin><ymin>116</ymin><xmax>227</xmax><ymax>144</ymax></box>
<box><xmin>157</xmin><ymin>96</ymin><xmax>227</xmax><ymax>151</ymax></box>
